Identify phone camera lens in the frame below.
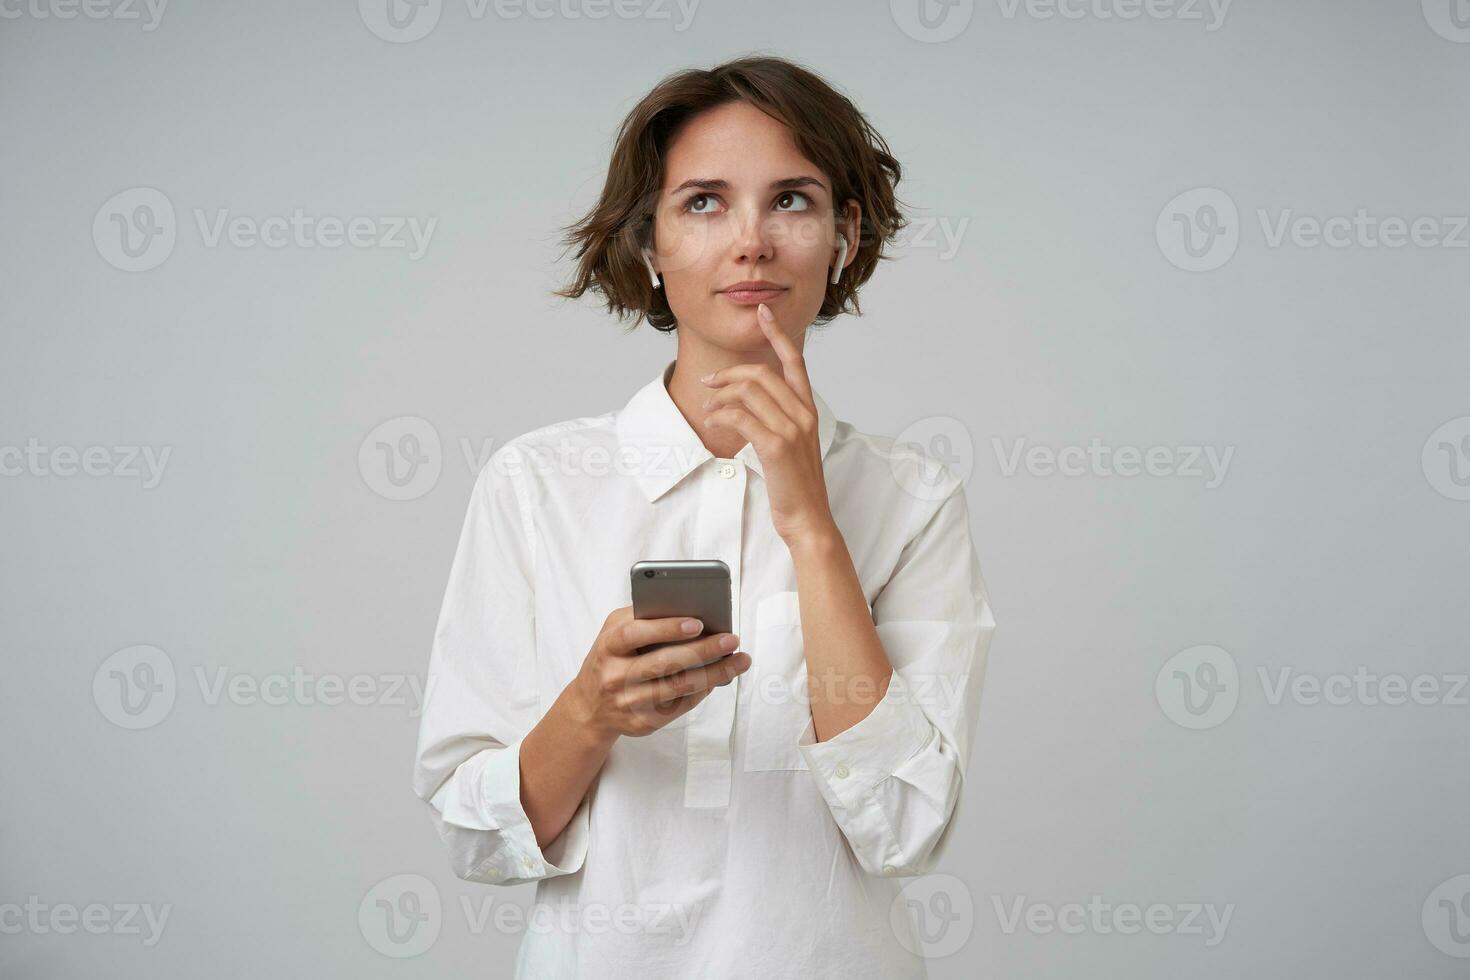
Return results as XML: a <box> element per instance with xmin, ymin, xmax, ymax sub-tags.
<box><xmin>643</xmin><ymin>570</ymin><xmax>655</xmax><ymax>578</ymax></box>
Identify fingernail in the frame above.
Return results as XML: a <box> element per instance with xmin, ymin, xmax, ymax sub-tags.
<box><xmin>758</xmin><ymin>303</ymin><xmax>773</xmax><ymax>321</ymax></box>
<box><xmin>720</xmin><ymin>634</ymin><xmax>739</xmax><ymax>651</ymax></box>
<box><xmin>682</xmin><ymin>619</ymin><xmax>702</xmax><ymax>634</ymax></box>
<box><xmin>699</xmin><ymin>372</ymin><xmax>714</xmax><ymax>383</ymax></box>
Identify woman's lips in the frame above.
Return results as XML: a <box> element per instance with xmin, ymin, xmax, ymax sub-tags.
<box><xmin>719</xmin><ymin>287</ymin><xmax>787</xmax><ymax>304</ymax></box>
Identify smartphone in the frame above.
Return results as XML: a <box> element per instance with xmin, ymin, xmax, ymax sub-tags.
<box><xmin>630</xmin><ymin>559</ymin><xmax>733</xmax><ymax>659</ymax></box>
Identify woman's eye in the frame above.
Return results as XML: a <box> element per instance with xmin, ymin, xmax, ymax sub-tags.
<box><xmin>684</xmin><ymin>194</ymin><xmax>719</xmax><ymax>214</ymax></box>
<box><xmin>775</xmin><ymin>191</ymin><xmax>812</xmax><ymax>212</ymax></box>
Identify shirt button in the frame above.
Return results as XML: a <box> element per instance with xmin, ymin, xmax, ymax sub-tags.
<box><xmin>718</xmin><ymin>463</ymin><xmax>735</xmax><ymax>478</ymax></box>
<box><xmin>882</xmin><ymin>864</ymin><xmax>897</xmax><ymax>876</ymax></box>
<box><xmin>834</xmin><ymin>763</ymin><xmax>850</xmax><ymax>779</ymax></box>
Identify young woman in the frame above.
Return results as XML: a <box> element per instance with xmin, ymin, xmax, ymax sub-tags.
<box><xmin>413</xmin><ymin>55</ymin><xmax>997</xmax><ymax>979</ymax></box>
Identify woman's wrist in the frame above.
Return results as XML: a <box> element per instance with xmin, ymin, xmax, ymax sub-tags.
<box><xmin>555</xmin><ymin>680</ymin><xmax>621</xmax><ymax>753</ymax></box>
<box><xmin>782</xmin><ymin>517</ymin><xmax>846</xmax><ymax>560</ymax></box>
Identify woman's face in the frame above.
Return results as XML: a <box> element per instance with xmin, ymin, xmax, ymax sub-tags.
<box><xmin>649</xmin><ymin>101</ymin><xmax>858</xmax><ymax>350</ymax></box>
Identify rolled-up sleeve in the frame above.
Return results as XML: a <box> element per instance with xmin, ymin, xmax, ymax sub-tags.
<box><xmin>797</xmin><ymin>482</ymin><xmax>996</xmax><ymax>878</ymax></box>
<box><xmin>411</xmin><ymin>447</ymin><xmax>590</xmax><ymax>886</ymax></box>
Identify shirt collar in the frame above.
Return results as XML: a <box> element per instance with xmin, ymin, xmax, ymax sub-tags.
<box><xmin>616</xmin><ymin>358</ymin><xmax>838</xmax><ymax>503</ymax></box>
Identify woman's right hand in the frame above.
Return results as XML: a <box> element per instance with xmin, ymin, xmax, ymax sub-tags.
<box><xmin>567</xmin><ymin>606</ymin><xmax>751</xmax><ymax>740</ymax></box>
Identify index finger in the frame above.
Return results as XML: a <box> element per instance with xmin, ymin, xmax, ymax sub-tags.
<box><xmin>755</xmin><ymin>301</ymin><xmax>813</xmax><ymax>402</ymax></box>
<box><xmin>606</xmin><ymin>614</ymin><xmax>707</xmax><ymax>657</ymax></box>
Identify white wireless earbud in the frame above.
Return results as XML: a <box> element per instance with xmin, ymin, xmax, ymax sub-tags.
<box><xmin>641</xmin><ymin>247</ymin><xmax>662</xmax><ymax>289</ymax></box>
<box><xmin>830</xmin><ymin>234</ymin><xmax>849</xmax><ymax>285</ymax></box>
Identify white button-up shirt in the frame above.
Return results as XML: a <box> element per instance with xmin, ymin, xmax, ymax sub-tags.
<box><xmin>412</xmin><ymin>358</ymin><xmax>997</xmax><ymax>979</ymax></box>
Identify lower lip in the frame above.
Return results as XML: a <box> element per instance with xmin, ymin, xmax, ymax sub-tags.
<box><xmin>720</xmin><ymin>288</ymin><xmax>786</xmax><ymax>304</ymax></box>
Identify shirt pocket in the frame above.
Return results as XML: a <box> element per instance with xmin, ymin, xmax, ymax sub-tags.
<box><xmin>743</xmin><ymin>590</ymin><xmax>811</xmax><ymax>771</ymax></box>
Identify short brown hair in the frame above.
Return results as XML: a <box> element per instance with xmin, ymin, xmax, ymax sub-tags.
<box><xmin>553</xmin><ymin>55</ymin><xmax>908</xmax><ymax>333</ymax></box>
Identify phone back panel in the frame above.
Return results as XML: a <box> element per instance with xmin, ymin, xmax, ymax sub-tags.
<box><xmin>630</xmin><ymin>559</ymin><xmax>733</xmax><ymax>639</ymax></box>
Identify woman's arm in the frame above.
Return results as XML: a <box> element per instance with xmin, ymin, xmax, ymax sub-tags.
<box><xmin>413</xmin><ymin>450</ymin><xmax>748</xmax><ymax>883</ymax></box>
<box><xmin>700</xmin><ymin>304</ymin><xmax>996</xmax><ymax>876</ymax></box>
<box><xmin>787</xmin><ymin>526</ymin><xmax>895</xmax><ymax>740</ymax></box>
<box><xmin>518</xmin><ymin>688</ymin><xmax>619</xmax><ymax>849</ymax></box>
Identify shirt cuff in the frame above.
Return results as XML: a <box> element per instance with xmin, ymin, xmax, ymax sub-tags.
<box><xmin>478</xmin><ymin>735</ymin><xmax>590</xmax><ymax>881</ymax></box>
<box><xmin>796</xmin><ymin>671</ymin><xmax>935</xmax><ymax>811</ymax></box>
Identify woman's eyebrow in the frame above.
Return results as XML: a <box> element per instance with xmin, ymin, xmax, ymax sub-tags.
<box><xmin>667</xmin><ymin>176</ymin><xmax>828</xmax><ymax>195</ymax></box>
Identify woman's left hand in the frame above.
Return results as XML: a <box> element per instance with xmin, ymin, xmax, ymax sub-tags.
<box><xmin>700</xmin><ymin>303</ymin><xmax>836</xmax><ymax>546</ymax></box>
